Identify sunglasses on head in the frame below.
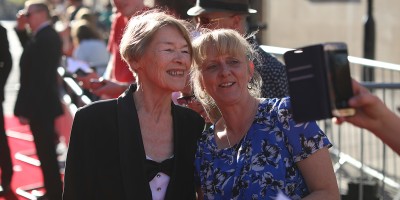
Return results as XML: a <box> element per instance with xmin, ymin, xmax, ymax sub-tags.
<box><xmin>177</xmin><ymin>95</ymin><xmax>196</xmax><ymax>106</ymax></box>
<box><xmin>195</xmin><ymin>15</ymin><xmax>235</xmax><ymax>25</ymax></box>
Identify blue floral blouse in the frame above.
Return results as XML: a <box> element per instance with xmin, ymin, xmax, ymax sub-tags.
<box><xmin>194</xmin><ymin>98</ymin><xmax>332</xmax><ymax>200</ymax></box>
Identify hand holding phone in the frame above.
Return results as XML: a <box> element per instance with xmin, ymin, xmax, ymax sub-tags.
<box><xmin>89</xmin><ymin>78</ymin><xmax>106</xmax><ymax>90</ymax></box>
<box><xmin>283</xmin><ymin>42</ymin><xmax>355</xmax><ymax>122</ymax></box>
<box><xmin>74</xmin><ymin>69</ymin><xmax>88</xmax><ymax>77</ymax></box>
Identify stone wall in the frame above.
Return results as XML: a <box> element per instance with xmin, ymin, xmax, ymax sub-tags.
<box><xmin>262</xmin><ymin>0</ymin><xmax>400</xmax><ymax>65</ymax></box>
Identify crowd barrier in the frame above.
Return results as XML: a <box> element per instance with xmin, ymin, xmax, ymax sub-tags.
<box><xmin>261</xmin><ymin>45</ymin><xmax>400</xmax><ymax>200</ymax></box>
<box><xmin>57</xmin><ymin>67</ymin><xmax>92</xmax><ymax>116</ymax></box>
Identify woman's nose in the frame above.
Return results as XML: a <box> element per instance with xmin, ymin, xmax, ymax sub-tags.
<box><xmin>219</xmin><ymin>63</ymin><xmax>231</xmax><ymax>76</ymax></box>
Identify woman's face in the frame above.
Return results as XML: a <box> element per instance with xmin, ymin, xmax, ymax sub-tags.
<box><xmin>135</xmin><ymin>25</ymin><xmax>191</xmax><ymax>93</ymax></box>
<box><xmin>199</xmin><ymin>45</ymin><xmax>253</xmax><ymax>106</ymax></box>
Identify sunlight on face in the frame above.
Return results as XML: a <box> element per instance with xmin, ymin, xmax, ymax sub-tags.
<box><xmin>136</xmin><ymin>25</ymin><xmax>191</xmax><ymax>93</ymax></box>
<box><xmin>199</xmin><ymin>44</ymin><xmax>252</xmax><ymax>105</ymax></box>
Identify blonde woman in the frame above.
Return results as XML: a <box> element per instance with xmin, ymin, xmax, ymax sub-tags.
<box><xmin>191</xmin><ymin>29</ymin><xmax>339</xmax><ymax>200</ymax></box>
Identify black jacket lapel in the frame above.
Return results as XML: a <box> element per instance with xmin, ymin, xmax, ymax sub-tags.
<box><xmin>164</xmin><ymin>103</ymin><xmax>180</xmax><ymax>199</ymax></box>
<box><xmin>117</xmin><ymin>84</ymin><xmax>152</xmax><ymax>199</ymax></box>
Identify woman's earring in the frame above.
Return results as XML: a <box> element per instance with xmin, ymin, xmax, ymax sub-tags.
<box><xmin>247</xmin><ymin>83</ymin><xmax>252</xmax><ymax>90</ymax></box>
<box><xmin>199</xmin><ymin>90</ymin><xmax>206</xmax><ymax>99</ymax></box>
<box><xmin>247</xmin><ymin>78</ymin><xmax>253</xmax><ymax>89</ymax></box>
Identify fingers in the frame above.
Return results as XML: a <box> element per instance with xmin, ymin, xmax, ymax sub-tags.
<box><xmin>333</xmin><ymin>117</ymin><xmax>344</xmax><ymax>125</ymax></box>
<box><xmin>351</xmin><ymin>79</ymin><xmax>368</xmax><ymax>95</ymax></box>
<box><xmin>91</xmin><ymin>80</ymin><xmax>111</xmax><ymax>96</ymax></box>
<box><xmin>89</xmin><ymin>77</ymin><xmax>106</xmax><ymax>90</ymax></box>
<box><xmin>348</xmin><ymin>91</ymin><xmax>379</xmax><ymax>108</ymax></box>
<box><xmin>348</xmin><ymin>79</ymin><xmax>375</xmax><ymax>107</ymax></box>
<box><xmin>351</xmin><ymin>79</ymin><xmax>360</xmax><ymax>93</ymax></box>
<box><xmin>75</xmin><ymin>72</ymin><xmax>100</xmax><ymax>89</ymax></box>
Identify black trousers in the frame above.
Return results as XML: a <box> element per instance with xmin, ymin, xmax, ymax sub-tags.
<box><xmin>0</xmin><ymin>104</ymin><xmax>13</xmax><ymax>186</ymax></box>
<box><xmin>29</xmin><ymin>116</ymin><xmax>62</xmax><ymax>200</ymax></box>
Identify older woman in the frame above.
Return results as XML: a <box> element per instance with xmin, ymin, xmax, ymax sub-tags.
<box><xmin>191</xmin><ymin>29</ymin><xmax>339</xmax><ymax>200</ymax></box>
<box><xmin>63</xmin><ymin>10</ymin><xmax>205</xmax><ymax>200</ymax></box>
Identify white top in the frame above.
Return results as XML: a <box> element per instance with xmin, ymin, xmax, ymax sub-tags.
<box><xmin>146</xmin><ymin>156</ymin><xmax>171</xmax><ymax>200</ymax></box>
<box><xmin>73</xmin><ymin>39</ymin><xmax>110</xmax><ymax>75</ymax></box>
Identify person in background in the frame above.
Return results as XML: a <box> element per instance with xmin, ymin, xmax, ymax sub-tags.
<box><xmin>0</xmin><ymin>23</ymin><xmax>13</xmax><ymax>196</ymax></box>
<box><xmin>71</xmin><ymin>19</ymin><xmax>110</xmax><ymax>76</ymax></box>
<box><xmin>69</xmin><ymin>19</ymin><xmax>110</xmax><ymax>101</ymax></box>
<box><xmin>14</xmin><ymin>1</ymin><xmax>64</xmax><ymax>199</ymax></box>
<box><xmin>153</xmin><ymin>0</ymin><xmax>195</xmax><ymax>20</ymax></box>
<box><xmin>63</xmin><ymin>10</ymin><xmax>205</xmax><ymax>199</ymax></box>
<box><xmin>87</xmin><ymin>0</ymin><xmax>148</xmax><ymax>99</ymax></box>
<box><xmin>191</xmin><ymin>29</ymin><xmax>339</xmax><ymax>199</ymax></box>
<box><xmin>57</xmin><ymin>0</ymin><xmax>89</xmax><ymax>57</ymax></box>
<box><xmin>99</xmin><ymin>1</ymin><xmax>113</xmax><ymax>40</ymax></box>
<box><xmin>335</xmin><ymin>79</ymin><xmax>400</xmax><ymax>155</ymax></box>
<box><xmin>65</xmin><ymin>0</ymin><xmax>86</xmax><ymax>22</ymax></box>
<box><xmin>187</xmin><ymin>0</ymin><xmax>289</xmax><ymax>99</ymax></box>
<box><xmin>73</xmin><ymin>9</ymin><xmax>98</xmax><ymax>29</ymax></box>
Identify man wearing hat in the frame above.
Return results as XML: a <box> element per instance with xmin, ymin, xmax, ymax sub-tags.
<box><xmin>187</xmin><ymin>0</ymin><xmax>289</xmax><ymax>98</ymax></box>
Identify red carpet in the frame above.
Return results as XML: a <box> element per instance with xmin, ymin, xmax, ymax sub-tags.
<box><xmin>1</xmin><ymin>115</ymin><xmax>68</xmax><ymax>200</ymax></box>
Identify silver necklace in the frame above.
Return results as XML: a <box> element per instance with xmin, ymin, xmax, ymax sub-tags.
<box><xmin>225</xmin><ymin>99</ymin><xmax>258</xmax><ymax>148</ymax></box>
<box><xmin>227</xmin><ymin>128</ymin><xmax>249</xmax><ymax>165</ymax></box>
<box><xmin>226</xmin><ymin>132</ymin><xmax>233</xmax><ymax>148</ymax></box>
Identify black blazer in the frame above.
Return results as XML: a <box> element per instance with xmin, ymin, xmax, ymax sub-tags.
<box><xmin>63</xmin><ymin>85</ymin><xmax>205</xmax><ymax>200</ymax></box>
<box><xmin>14</xmin><ymin>24</ymin><xmax>63</xmax><ymax>119</ymax></box>
<box><xmin>0</xmin><ymin>24</ymin><xmax>12</xmax><ymax>102</ymax></box>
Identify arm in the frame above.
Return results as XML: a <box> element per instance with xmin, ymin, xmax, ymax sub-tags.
<box><xmin>196</xmin><ymin>187</ymin><xmax>204</xmax><ymax>200</ymax></box>
<box><xmin>14</xmin><ymin>11</ymin><xmax>29</xmax><ymax>47</ymax></box>
<box><xmin>280</xmin><ymin>98</ymin><xmax>339</xmax><ymax>199</ymax></box>
<box><xmin>90</xmin><ymin>79</ymin><xmax>129</xmax><ymax>99</ymax></box>
<box><xmin>89</xmin><ymin>55</ymin><xmax>130</xmax><ymax>99</ymax></box>
<box><xmin>335</xmin><ymin>80</ymin><xmax>400</xmax><ymax>155</ymax></box>
<box><xmin>0</xmin><ymin>25</ymin><xmax>12</xmax><ymax>90</ymax></box>
<box><xmin>297</xmin><ymin>148</ymin><xmax>340</xmax><ymax>200</ymax></box>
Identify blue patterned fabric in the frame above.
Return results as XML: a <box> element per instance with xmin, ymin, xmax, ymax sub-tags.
<box><xmin>248</xmin><ymin>37</ymin><xmax>289</xmax><ymax>99</ymax></box>
<box><xmin>195</xmin><ymin>97</ymin><xmax>332</xmax><ymax>200</ymax></box>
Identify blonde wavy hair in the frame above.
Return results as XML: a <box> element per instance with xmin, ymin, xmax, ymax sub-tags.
<box><xmin>190</xmin><ymin>29</ymin><xmax>262</xmax><ymax>108</ymax></box>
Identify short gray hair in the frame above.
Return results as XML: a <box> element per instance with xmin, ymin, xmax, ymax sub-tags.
<box><xmin>120</xmin><ymin>10</ymin><xmax>193</xmax><ymax>73</ymax></box>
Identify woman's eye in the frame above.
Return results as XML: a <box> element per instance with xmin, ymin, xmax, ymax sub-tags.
<box><xmin>228</xmin><ymin>59</ymin><xmax>239</xmax><ymax>65</ymax></box>
<box><xmin>205</xmin><ymin>64</ymin><xmax>217</xmax><ymax>70</ymax></box>
<box><xmin>181</xmin><ymin>49</ymin><xmax>190</xmax><ymax>54</ymax></box>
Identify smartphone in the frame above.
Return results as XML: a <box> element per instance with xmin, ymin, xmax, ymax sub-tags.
<box><xmin>323</xmin><ymin>43</ymin><xmax>355</xmax><ymax>117</ymax></box>
<box><xmin>283</xmin><ymin>42</ymin><xmax>355</xmax><ymax>122</ymax></box>
<box><xmin>74</xmin><ymin>69</ymin><xmax>88</xmax><ymax>77</ymax></box>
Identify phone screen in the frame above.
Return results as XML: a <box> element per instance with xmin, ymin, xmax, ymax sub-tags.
<box><xmin>326</xmin><ymin>49</ymin><xmax>353</xmax><ymax>109</ymax></box>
